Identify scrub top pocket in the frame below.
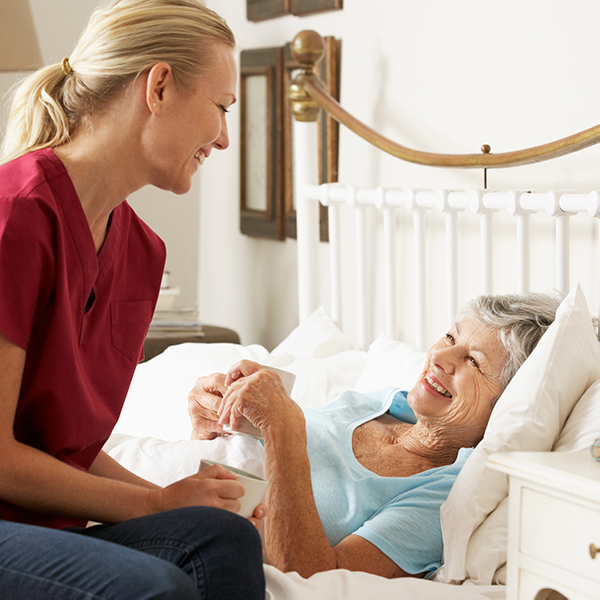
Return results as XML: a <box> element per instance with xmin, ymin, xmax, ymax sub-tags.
<box><xmin>110</xmin><ymin>300</ymin><xmax>153</xmax><ymax>362</ymax></box>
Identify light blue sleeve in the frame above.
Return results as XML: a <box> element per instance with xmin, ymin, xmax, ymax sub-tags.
<box><xmin>352</xmin><ymin>448</ymin><xmax>472</xmax><ymax>575</ymax></box>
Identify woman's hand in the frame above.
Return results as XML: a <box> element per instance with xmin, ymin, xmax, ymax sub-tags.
<box><xmin>188</xmin><ymin>373</ymin><xmax>228</xmax><ymax>440</ymax></box>
<box><xmin>150</xmin><ymin>463</ymin><xmax>244</xmax><ymax>514</ymax></box>
<box><xmin>219</xmin><ymin>360</ymin><xmax>303</xmax><ymax>436</ymax></box>
<box><xmin>148</xmin><ymin>464</ymin><xmax>269</xmax><ymax>530</ymax></box>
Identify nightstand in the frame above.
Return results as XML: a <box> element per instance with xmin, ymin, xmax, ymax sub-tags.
<box><xmin>143</xmin><ymin>324</ymin><xmax>240</xmax><ymax>362</ymax></box>
<box><xmin>487</xmin><ymin>451</ymin><xmax>600</xmax><ymax>599</ymax></box>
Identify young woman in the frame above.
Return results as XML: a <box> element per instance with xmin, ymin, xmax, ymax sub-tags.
<box><xmin>0</xmin><ymin>1</ymin><xmax>264</xmax><ymax>597</ymax></box>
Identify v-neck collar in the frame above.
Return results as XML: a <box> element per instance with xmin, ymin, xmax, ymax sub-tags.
<box><xmin>42</xmin><ymin>148</ymin><xmax>121</xmax><ymax>290</ymax></box>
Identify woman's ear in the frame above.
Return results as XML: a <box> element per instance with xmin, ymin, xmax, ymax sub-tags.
<box><xmin>145</xmin><ymin>62</ymin><xmax>174</xmax><ymax>112</ymax></box>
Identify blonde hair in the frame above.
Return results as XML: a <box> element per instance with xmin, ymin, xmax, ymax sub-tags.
<box><xmin>0</xmin><ymin>0</ymin><xmax>235</xmax><ymax>165</ymax></box>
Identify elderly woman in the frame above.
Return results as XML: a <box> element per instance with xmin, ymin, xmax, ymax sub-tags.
<box><xmin>188</xmin><ymin>292</ymin><xmax>562</xmax><ymax>580</ymax></box>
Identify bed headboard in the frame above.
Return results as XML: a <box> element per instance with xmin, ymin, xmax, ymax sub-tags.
<box><xmin>289</xmin><ymin>30</ymin><xmax>600</xmax><ymax>351</ymax></box>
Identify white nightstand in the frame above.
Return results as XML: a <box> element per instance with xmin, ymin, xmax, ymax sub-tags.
<box><xmin>487</xmin><ymin>451</ymin><xmax>600</xmax><ymax>600</ymax></box>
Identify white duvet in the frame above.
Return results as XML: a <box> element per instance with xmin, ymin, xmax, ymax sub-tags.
<box><xmin>106</xmin><ymin>288</ymin><xmax>600</xmax><ymax>599</ymax></box>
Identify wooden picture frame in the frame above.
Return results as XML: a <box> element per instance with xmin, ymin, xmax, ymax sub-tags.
<box><xmin>283</xmin><ymin>36</ymin><xmax>340</xmax><ymax>240</ymax></box>
<box><xmin>247</xmin><ymin>0</ymin><xmax>291</xmax><ymax>21</ymax></box>
<box><xmin>290</xmin><ymin>0</ymin><xmax>343</xmax><ymax>16</ymax></box>
<box><xmin>240</xmin><ymin>47</ymin><xmax>285</xmax><ymax>240</ymax></box>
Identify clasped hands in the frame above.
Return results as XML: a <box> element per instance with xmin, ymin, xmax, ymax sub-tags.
<box><xmin>188</xmin><ymin>359</ymin><xmax>302</xmax><ymax>442</ymax></box>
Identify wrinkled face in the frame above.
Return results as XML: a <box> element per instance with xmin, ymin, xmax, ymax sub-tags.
<box><xmin>148</xmin><ymin>44</ymin><xmax>238</xmax><ymax>194</ymax></box>
<box><xmin>407</xmin><ymin>318</ymin><xmax>508</xmax><ymax>432</ymax></box>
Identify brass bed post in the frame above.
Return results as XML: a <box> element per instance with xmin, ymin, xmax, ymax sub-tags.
<box><xmin>289</xmin><ymin>31</ymin><xmax>323</xmax><ymax>323</ymax></box>
<box><xmin>288</xmin><ymin>29</ymin><xmax>324</xmax><ymax>125</ymax></box>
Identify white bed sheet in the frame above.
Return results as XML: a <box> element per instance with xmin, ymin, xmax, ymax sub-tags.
<box><xmin>263</xmin><ymin>566</ymin><xmax>504</xmax><ymax>600</ymax></box>
<box><xmin>106</xmin><ymin>291</ymin><xmax>600</xmax><ymax>599</ymax></box>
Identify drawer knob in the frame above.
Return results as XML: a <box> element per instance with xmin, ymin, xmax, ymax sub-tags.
<box><xmin>590</xmin><ymin>543</ymin><xmax>600</xmax><ymax>559</ymax></box>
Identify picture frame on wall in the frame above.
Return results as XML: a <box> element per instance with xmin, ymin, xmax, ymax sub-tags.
<box><xmin>247</xmin><ymin>0</ymin><xmax>291</xmax><ymax>22</ymax></box>
<box><xmin>283</xmin><ymin>36</ymin><xmax>340</xmax><ymax>240</ymax></box>
<box><xmin>290</xmin><ymin>0</ymin><xmax>343</xmax><ymax>16</ymax></box>
<box><xmin>240</xmin><ymin>47</ymin><xmax>285</xmax><ymax>240</ymax></box>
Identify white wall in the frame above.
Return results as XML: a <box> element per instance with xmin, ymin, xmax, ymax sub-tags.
<box><xmin>5</xmin><ymin>1</ymin><xmax>600</xmax><ymax>349</ymax></box>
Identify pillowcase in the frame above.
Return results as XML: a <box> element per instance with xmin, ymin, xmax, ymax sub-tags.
<box><xmin>553</xmin><ymin>377</ymin><xmax>600</xmax><ymax>452</ymax></box>
<box><xmin>462</xmin><ymin>497</ymin><xmax>509</xmax><ymax>585</ymax></box>
<box><xmin>268</xmin><ymin>351</ymin><xmax>368</xmax><ymax>410</ymax></box>
<box><xmin>435</xmin><ymin>285</ymin><xmax>600</xmax><ymax>584</ymax></box>
<box><xmin>353</xmin><ymin>334</ymin><xmax>426</xmax><ymax>394</ymax></box>
<box><xmin>113</xmin><ymin>341</ymin><xmax>271</xmax><ymax>440</ymax></box>
<box><xmin>270</xmin><ymin>306</ymin><xmax>354</xmax><ymax>359</ymax></box>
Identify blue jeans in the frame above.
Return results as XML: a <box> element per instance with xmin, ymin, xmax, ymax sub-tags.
<box><xmin>0</xmin><ymin>507</ymin><xmax>265</xmax><ymax>599</ymax></box>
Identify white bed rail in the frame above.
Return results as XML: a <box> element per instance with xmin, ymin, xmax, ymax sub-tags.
<box><xmin>297</xmin><ymin>184</ymin><xmax>600</xmax><ymax>350</ymax></box>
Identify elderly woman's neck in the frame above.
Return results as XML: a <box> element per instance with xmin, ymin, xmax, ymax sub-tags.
<box><xmin>399</xmin><ymin>420</ymin><xmax>480</xmax><ymax>465</ymax></box>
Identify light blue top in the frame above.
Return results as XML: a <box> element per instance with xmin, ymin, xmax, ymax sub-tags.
<box><xmin>304</xmin><ymin>388</ymin><xmax>472</xmax><ymax>575</ymax></box>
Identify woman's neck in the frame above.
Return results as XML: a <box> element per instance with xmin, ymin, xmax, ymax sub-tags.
<box><xmin>53</xmin><ymin>106</ymin><xmax>146</xmax><ymax>252</ymax></box>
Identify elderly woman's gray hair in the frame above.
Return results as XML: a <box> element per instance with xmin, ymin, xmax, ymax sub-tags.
<box><xmin>455</xmin><ymin>291</ymin><xmax>565</xmax><ymax>388</ymax></box>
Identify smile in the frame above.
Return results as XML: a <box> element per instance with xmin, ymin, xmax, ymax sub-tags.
<box><xmin>194</xmin><ymin>151</ymin><xmax>206</xmax><ymax>165</ymax></box>
<box><xmin>425</xmin><ymin>374</ymin><xmax>452</xmax><ymax>398</ymax></box>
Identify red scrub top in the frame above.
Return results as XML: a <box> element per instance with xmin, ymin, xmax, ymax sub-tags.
<box><xmin>0</xmin><ymin>148</ymin><xmax>166</xmax><ymax>529</ymax></box>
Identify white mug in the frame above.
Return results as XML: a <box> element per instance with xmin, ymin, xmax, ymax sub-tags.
<box><xmin>265</xmin><ymin>365</ymin><xmax>296</xmax><ymax>395</ymax></box>
<box><xmin>199</xmin><ymin>459</ymin><xmax>268</xmax><ymax>519</ymax></box>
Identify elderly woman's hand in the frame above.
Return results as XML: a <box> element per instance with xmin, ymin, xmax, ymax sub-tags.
<box><xmin>219</xmin><ymin>360</ymin><xmax>303</xmax><ymax>436</ymax></box>
<box><xmin>188</xmin><ymin>373</ymin><xmax>229</xmax><ymax>440</ymax></box>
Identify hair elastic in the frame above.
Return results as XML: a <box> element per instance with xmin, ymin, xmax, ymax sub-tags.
<box><xmin>61</xmin><ymin>57</ymin><xmax>73</xmax><ymax>78</ymax></box>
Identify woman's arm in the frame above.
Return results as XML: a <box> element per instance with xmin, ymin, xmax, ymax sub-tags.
<box><xmin>0</xmin><ymin>332</ymin><xmax>244</xmax><ymax>523</ymax></box>
<box><xmin>262</xmin><ymin>403</ymin><xmax>413</xmax><ymax>577</ymax></box>
<box><xmin>88</xmin><ymin>451</ymin><xmax>159</xmax><ymax>489</ymax></box>
<box><xmin>219</xmin><ymin>360</ymin><xmax>417</xmax><ymax>578</ymax></box>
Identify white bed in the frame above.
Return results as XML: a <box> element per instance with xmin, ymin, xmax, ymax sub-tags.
<box><xmin>105</xmin><ymin>30</ymin><xmax>600</xmax><ymax>599</ymax></box>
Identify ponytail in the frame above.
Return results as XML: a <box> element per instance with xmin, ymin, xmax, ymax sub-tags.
<box><xmin>1</xmin><ymin>64</ymin><xmax>71</xmax><ymax>165</ymax></box>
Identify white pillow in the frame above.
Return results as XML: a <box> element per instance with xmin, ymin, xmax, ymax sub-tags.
<box><xmin>113</xmin><ymin>341</ymin><xmax>271</xmax><ymax>440</ymax></box>
<box><xmin>553</xmin><ymin>377</ymin><xmax>600</xmax><ymax>452</ymax></box>
<box><xmin>353</xmin><ymin>334</ymin><xmax>426</xmax><ymax>394</ymax></box>
<box><xmin>463</xmin><ymin>497</ymin><xmax>509</xmax><ymax>585</ymax></box>
<box><xmin>268</xmin><ymin>351</ymin><xmax>368</xmax><ymax>410</ymax></box>
<box><xmin>270</xmin><ymin>306</ymin><xmax>354</xmax><ymax>359</ymax></box>
<box><xmin>436</xmin><ymin>285</ymin><xmax>600</xmax><ymax>584</ymax></box>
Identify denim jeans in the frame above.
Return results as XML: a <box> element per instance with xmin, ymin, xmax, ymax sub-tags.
<box><xmin>0</xmin><ymin>507</ymin><xmax>265</xmax><ymax>599</ymax></box>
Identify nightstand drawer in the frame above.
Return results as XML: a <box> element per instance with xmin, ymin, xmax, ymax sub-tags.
<box><xmin>521</xmin><ymin>487</ymin><xmax>600</xmax><ymax>581</ymax></box>
<box><xmin>520</xmin><ymin>568</ymin><xmax>593</xmax><ymax>600</ymax></box>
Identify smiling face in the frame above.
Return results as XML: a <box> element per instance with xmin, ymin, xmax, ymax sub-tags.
<box><xmin>407</xmin><ymin>318</ymin><xmax>508</xmax><ymax>434</ymax></box>
<box><xmin>144</xmin><ymin>43</ymin><xmax>238</xmax><ymax>195</ymax></box>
